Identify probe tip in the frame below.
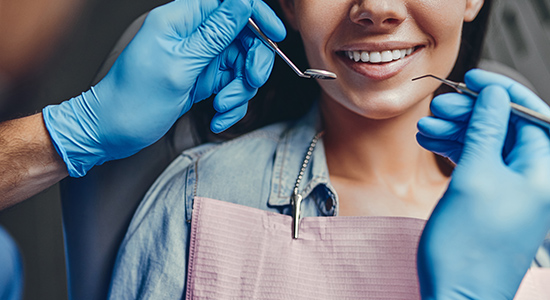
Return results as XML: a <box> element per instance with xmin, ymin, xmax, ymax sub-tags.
<box><xmin>411</xmin><ymin>74</ymin><xmax>438</xmax><ymax>81</ymax></box>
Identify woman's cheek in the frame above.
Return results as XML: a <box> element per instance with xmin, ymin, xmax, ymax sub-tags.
<box><xmin>295</xmin><ymin>0</ymin><xmax>346</xmax><ymax>42</ymax></box>
<box><xmin>412</xmin><ymin>0</ymin><xmax>466</xmax><ymax>42</ymax></box>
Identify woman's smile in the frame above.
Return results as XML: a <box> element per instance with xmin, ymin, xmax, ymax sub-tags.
<box><xmin>336</xmin><ymin>44</ymin><xmax>425</xmax><ymax>81</ymax></box>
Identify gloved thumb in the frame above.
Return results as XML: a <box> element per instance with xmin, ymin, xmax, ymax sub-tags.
<box><xmin>459</xmin><ymin>85</ymin><xmax>511</xmax><ymax>164</ymax></box>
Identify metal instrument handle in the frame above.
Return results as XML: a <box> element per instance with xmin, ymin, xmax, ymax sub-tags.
<box><xmin>246</xmin><ymin>18</ymin><xmax>309</xmax><ymax>78</ymax></box>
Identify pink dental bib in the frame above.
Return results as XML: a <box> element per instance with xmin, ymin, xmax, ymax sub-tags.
<box><xmin>185</xmin><ymin>197</ymin><xmax>550</xmax><ymax>300</ymax></box>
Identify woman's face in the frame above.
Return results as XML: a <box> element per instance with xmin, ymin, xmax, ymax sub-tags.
<box><xmin>279</xmin><ymin>0</ymin><xmax>484</xmax><ymax>120</ymax></box>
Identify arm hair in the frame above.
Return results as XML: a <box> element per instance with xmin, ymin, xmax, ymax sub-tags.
<box><xmin>0</xmin><ymin>113</ymin><xmax>67</xmax><ymax>210</ymax></box>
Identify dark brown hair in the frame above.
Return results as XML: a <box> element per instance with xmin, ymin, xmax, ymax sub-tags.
<box><xmin>192</xmin><ymin>0</ymin><xmax>493</xmax><ymax>142</ymax></box>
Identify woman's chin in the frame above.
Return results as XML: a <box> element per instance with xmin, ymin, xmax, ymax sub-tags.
<box><xmin>337</xmin><ymin>94</ymin><xmax>429</xmax><ymax>120</ymax></box>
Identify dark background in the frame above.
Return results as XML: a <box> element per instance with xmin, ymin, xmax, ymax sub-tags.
<box><xmin>0</xmin><ymin>0</ymin><xmax>549</xmax><ymax>299</ymax></box>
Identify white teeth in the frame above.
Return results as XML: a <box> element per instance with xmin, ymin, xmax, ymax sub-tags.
<box><xmin>381</xmin><ymin>50</ymin><xmax>393</xmax><ymax>62</ymax></box>
<box><xmin>353</xmin><ymin>51</ymin><xmax>361</xmax><ymax>62</ymax></box>
<box><xmin>370</xmin><ymin>52</ymin><xmax>382</xmax><ymax>63</ymax></box>
<box><xmin>392</xmin><ymin>50</ymin><xmax>401</xmax><ymax>60</ymax></box>
<box><xmin>361</xmin><ymin>51</ymin><xmax>369</xmax><ymax>62</ymax></box>
<box><xmin>345</xmin><ymin>47</ymin><xmax>416</xmax><ymax>64</ymax></box>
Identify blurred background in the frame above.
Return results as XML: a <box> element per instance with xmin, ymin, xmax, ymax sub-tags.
<box><xmin>0</xmin><ymin>0</ymin><xmax>549</xmax><ymax>299</ymax></box>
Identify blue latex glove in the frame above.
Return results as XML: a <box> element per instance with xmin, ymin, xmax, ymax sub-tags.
<box><xmin>0</xmin><ymin>226</ymin><xmax>23</xmax><ymax>300</ymax></box>
<box><xmin>416</xmin><ymin>69</ymin><xmax>550</xmax><ymax>299</ymax></box>
<box><xmin>43</xmin><ymin>0</ymin><xmax>286</xmax><ymax>177</ymax></box>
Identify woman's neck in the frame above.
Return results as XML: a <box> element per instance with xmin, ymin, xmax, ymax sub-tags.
<box><xmin>321</xmin><ymin>93</ymin><xmax>449</xmax><ymax>194</ymax></box>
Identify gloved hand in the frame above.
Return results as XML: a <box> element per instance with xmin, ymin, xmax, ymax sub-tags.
<box><xmin>43</xmin><ymin>0</ymin><xmax>286</xmax><ymax>177</ymax></box>
<box><xmin>0</xmin><ymin>226</ymin><xmax>23</xmax><ymax>300</ymax></box>
<box><xmin>416</xmin><ymin>69</ymin><xmax>550</xmax><ymax>300</ymax></box>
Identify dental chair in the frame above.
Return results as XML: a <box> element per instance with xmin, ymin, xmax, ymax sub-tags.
<box><xmin>59</xmin><ymin>13</ymin><xmax>213</xmax><ymax>300</ymax></box>
<box><xmin>59</xmin><ymin>10</ymin><xmax>540</xmax><ymax>300</ymax></box>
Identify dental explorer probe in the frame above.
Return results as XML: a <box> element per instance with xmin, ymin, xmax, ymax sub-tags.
<box><xmin>247</xmin><ymin>19</ymin><xmax>337</xmax><ymax>80</ymax></box>
<box><xmin>412</xmin><ymin>74</ymin><xmax>550</xmax><ymax>131</ymax></box>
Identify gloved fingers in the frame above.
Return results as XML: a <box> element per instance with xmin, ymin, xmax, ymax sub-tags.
<box><xmin>502</xmin><ymin>83</ymin><xmax>550</xmax><ymax>172</ymax></box>
<box><xmin>189</xmin><ymin>33</ymin><xmax>271</xmax><ymax>108</ymax></box>
<box><xmin>461</xmin><ymin>85</ymin><xmax>511</xmax><ymax>162</ymax></box>
<box><xmin>210</xmin><ymin>76</ymin><xmax>257</xmax><ymax>132</ymax></box>
<box><xmin>466</xmin><ymin>69</ymin><xmax>550</xmax><ymax>115</ymax></box>
<box><xmin>506</xmin><ymin>118</ymin><xmax>550</xmax><ymax>173</ymax></box>
<box><xmin>508</xmin><ymin>82</ymin><xmax>550</xmax><ymax>114</ymax></box>
<box><xmin>190</xmin><ymin>40</ymin><xmax>245</xmax><ymax>104</ymax></box>
<box><xmin>213</xmin><ymin>75</ymin><xmax>257</xmax><ymax>115</ymax></box>
<box><xmin>506</xmin><ymin>82</ymin><xmax>550</xmax><ymax>123</ymax></box>
<box><xmin>193</xmin><ymin>67</ymin><xmax>235</xmax><ymax>104</ymax></box>
<box><xmin>190</xmin><ymin>56</ymin><xmax>234</xmax><ymax>105</ymax></box>
<box><xmin>417</xmin><ymin>117</ymin><xmax>468</xmax><ymax>144</ymax></box>
<box><xmin>213</xmin><ymin>33</ymin><xmax>275</xmax><ymax>90</ymax></box>
<box><xmin>416</xmin><ymin>133</ymin><xmax>463</xmax><ymax>164</ymax></box>
<box><xmin>210</xmin><ymin>102</ymin><xmax>249</xmax><ymax>133</ymax></box>
<box><xmin>430</xmin><ymin>93</ymin><xmax>474</xmax><ymax>122</ymax></box>
<box><xmin>179</xmin><ymin>0</ymin><xmax>253</xmax><ymax>67</ymax></box>
<box><xmin>241</xmin><ymin>35</ymin><xmax>276</xmax><ymax>88</ymax></box>
<box><xmin>250</xmin><ymin>0</ymin><xmax>287</xmax><ymax>42</ymax></box>
<box><xmin>465</xmin><ymin>69</ymin><xmax>519</xmax><ymax>92</ymax></box>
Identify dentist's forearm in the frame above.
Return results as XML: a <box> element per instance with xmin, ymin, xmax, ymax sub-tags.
<box><xmin>0</xmin><ymin>113</ymin><xmax>68</xmax><ymax>210</ymax></box>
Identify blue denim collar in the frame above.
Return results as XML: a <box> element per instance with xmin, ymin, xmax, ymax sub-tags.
<box><xmin>268</xmin><ymin>104</ymin><xmax>337</xmax><ymax>214</ymax></box>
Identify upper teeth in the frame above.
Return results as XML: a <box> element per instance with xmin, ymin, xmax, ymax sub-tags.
<box><xmin>346</xmin><ymin>47</ymin><xmax>415</xmax><ymax>63</ymax></box>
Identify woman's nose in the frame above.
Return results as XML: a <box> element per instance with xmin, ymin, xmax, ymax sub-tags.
<box><xmin>350</xmin><ymin>0</ymin><xmax>407</xmax><ymax>31</ymax></box>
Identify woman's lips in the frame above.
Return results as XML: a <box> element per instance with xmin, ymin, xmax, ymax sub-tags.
<box><xmin>337</xmin><ymin>46</ymin><xmax>423</xmax><ymax>81</ymax></box>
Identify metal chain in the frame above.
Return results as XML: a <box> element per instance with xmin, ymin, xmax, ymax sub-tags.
<box><xmin>291</xmin><ymin>131</ymin><xmax>324</xmax><ymax>239</ymax></box>
<box><xmin>292</xmin><ymin>132</ymin><xmax>324</xmax><ymax>195</ymax></box>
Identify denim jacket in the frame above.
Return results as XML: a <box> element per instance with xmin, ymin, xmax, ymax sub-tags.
<box><xmin>108</xmin><ymin>107</ymin><xmax>338</xmax><ymax>299</ymax></box>
<box><xmin>108</xmin><ymin>106</ymin><xmax>550</xmax><ymax>299</ymax></box>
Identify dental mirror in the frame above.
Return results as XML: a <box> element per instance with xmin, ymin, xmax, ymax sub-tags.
<box><xmin>303</xmin><ymin>69</ymin><xmax>338</xmax><ymax>80</ymax></box>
